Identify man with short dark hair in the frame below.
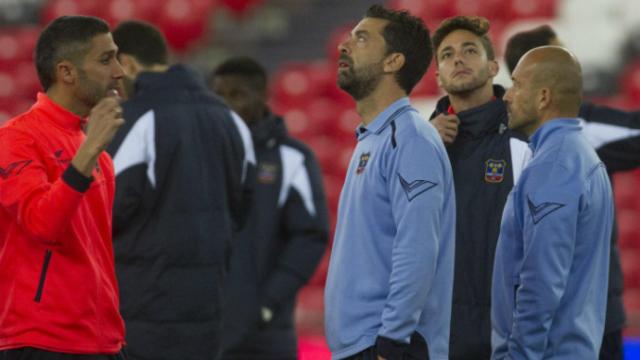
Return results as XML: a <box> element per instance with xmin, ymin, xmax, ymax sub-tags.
<box><xmin>324</xmin><ymin>5</ymin><xmax>456</xmax><ymax>360</ymax></box>
<box><xmin>0</xmin><ymin>15</ymin><xmax>126</xmax><ymax>359</ymax></box>
<box><xmin>210</xmin><ymin>56</ymin><xmax>329</xmax><ymax>360</ymax></box>
<box><xmin>429</xmin><ymin>16</ymin><xmax>530</xmax><ymax>360</ymax></box>
<box><xmin>107</xmin><ymin>20</ymin><xmax>255</xmax><ymax>360</ymax></box>
<box><xmin>505</xmin><ymin>25</ymin><xmax>640</xmax><ymax>360</ymax></box>
<box><xmin>493</xmin><ymin>45</ymin><xmax>613</xmax><ymax>360</ymax></box>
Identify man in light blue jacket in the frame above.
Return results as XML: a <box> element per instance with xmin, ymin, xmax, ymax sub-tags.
<box><xmin>492</xmin><ymin>46</ymin><xmax>614</xmax><ymax>360</ymax></box>
<box><xmin>324</xmin><ymin>5</ymin><xmax>456</xmax><ymax>360</ymax></box>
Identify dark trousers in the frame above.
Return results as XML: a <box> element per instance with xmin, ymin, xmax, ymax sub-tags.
<box><xmin>342</xmin><ymin>347</ymin><xmax>379</xmax><ymax>360</ymax></box>
<box><xmin>600</xmin><ymin>329</ymin><xmax>624</xmax><ymax>360</ymax></box>
<box><xmin>0</xmin><ymin>348</ymin><xmax>126</xmax><ymax>360</ymax></box>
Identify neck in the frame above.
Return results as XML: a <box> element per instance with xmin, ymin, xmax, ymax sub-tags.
<box><xmin>142</xmin><ymin>64</ymin><xmax>170</xmax><ymax>73</ymax></box>
<box><xmin>46</xmin><ymin>86</ymin><xmax>90</xmax><ymax>117</ymax></box>
<box><xmin>448</xmin><ymin>81</ymin><xmax>494</xmax><ymax>113</ymax></box>
<box><xmin>356</xmin><ymin>82</ymin><xmax>406</xmax><ymax>125</ymax></box>
<box><xmin>525</xmin><ymin>109</ymin><xmax>577</xmax><ymax>137</ymax></box>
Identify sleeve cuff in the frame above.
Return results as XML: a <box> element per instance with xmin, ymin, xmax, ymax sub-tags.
<box><xmin>62</xmin><ymin>164</ymin><xmax>93</xmax><ymax>193</ymax></box>
<box><xmin>376</xmin><ymin>336</ymin><xmax>409</xmax><ymax>360</ymax></box>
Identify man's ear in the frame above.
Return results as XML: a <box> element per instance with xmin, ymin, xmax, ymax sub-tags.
<box><xmin>56</xmin><ymin>60</ymin><xmax>77</xmax><ymax>85</ymax></box>
<box><xmin>488</xmin><ymin>59</ymin><xmax>499</xmax><ymax>78</ymax></box>
<box><xmin>383</xmin><ymin>52</ymin><xmax>405</xmax><ymax>74</ymax></box>
<box><xmin>118</xmin><ymin>53</ymin><xmax>141</xmax><ymax>78</ymax></box>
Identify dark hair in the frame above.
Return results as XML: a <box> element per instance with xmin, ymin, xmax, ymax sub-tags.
<box><xmin>112</xmin><ymin>20</ymin><xmax>169</xmax><ymax>67</ymax></box>
<box><xmin>211</xmin><ymin>56</ymin><xmax>267</xmax><ymax>91</ymax></box>
<box><xmin>505</xmin><ymin>25</ymin><xmax>558</xmax><ymax>74</ymax></box>
<box><xmin>35</xmin><ymin>15</ymin><xmax>110</xmax><ymax>91</ymax></box>
<box><xmin>432</xmin><ymin>16</ymin><xmax>495</xmax><ymax>61</ymax></box>
<box><xmin>364</xmin><ymin>4</ymin><xmax>432</xmax><ymax>94</ymax></box>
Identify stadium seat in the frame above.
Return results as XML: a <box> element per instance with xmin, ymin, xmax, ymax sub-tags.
<box><xmin>156</xmin><ymin>0</ymin><xmax>213</xmax><ymax>53</ymax></box>
<box><xmin>620</xmin><ymin>60</ymin><xmax>640</xmax><ymax>102</ymax></box>
<box><xmin>100</xmin><ymin>0</ymin><xmax>161</xmax><ymax>25</ymax></box>
<box><xmin>506</xmin><ymin>0</ymin><xmax>557</xmax><ymax>19</ymax></box>
<box><xmin>219</xmin><ymin>0</ymin><xmax>264</xmax><ymax>17</ymax></box>
<box><xmin>41</xmin><ymin>0</ymin><xmax>103</xmax><ymax>25</ymax></box>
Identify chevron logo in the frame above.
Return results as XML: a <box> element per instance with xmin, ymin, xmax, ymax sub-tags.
<box><xmin>397</xmin><ymin>173</ymin><xmax>437</xmax><ymax>202</ymax></box>
<box><xmin>0</xmin><ymin>160</ymin><xmax>32</xmax><ymax>180</ymax></box>
<box><xmin>527</xmin><ymin>196</ymin><xmax>565</xmax><ymax>224</ymax></box>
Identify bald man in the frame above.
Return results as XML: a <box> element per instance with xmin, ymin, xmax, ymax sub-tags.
<box><xmin>491</xmin><ymin>46</ymin><xmax>614</xmax><ymax>360</ymax></box>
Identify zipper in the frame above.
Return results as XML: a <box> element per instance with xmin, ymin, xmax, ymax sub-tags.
<box><xmin>34</xmin><ymin>250</ymin><xmax>52</xmax><ymax>302</ymax></box>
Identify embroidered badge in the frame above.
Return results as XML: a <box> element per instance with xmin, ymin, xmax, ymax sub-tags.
<box><xmin>258</xmin><ymin>163</ymin><xmax>278</xmax><ymax>184</ymax></box>
<box><xmin>356</xmin><ymin>152</ymin><xmax>370</xmax><ymax>175</ymax></box>
<box><xmin>484</xmin><ymin>159</ymin><xmax>506</xmax><ymax>183</ymax></box>
<box><xmin>0</xmin><ymin>160</ymin><xmax>32</xmax><ymax>180</ymax></box>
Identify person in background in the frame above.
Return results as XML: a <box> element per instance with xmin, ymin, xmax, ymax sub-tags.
<box><xmin>492</xmin><ymin>45</ymin><xmax>613</xmax><ymax>360</ymax></box>
<box><xmin>107</xmin><ymin>20</ymin><xmax>255</xmax><ymax>360</ymax></box>
<box><xmin>324</xmin><ymin>5</ymin><xmax>456</xmax><ymax>360</ymax></box>
<box><xmin>505</xmin><ymin>25</ymin><xmax>640</xmax><ymax>360</ymax></box>
<box><xmin>210</xmin><ymin>56</ymin><xmax>329</xmax><ymax>360</ymax></box>
<box><xmin>0</xmin><ymin>15</ymin><xmax>126</xmax><ymax>359</ymax></box>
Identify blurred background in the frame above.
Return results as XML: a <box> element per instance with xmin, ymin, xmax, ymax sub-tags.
<box><xmin>1</xmin><ymin>0</ymin><xmax>640</xmax><ymax>358</ymax></box>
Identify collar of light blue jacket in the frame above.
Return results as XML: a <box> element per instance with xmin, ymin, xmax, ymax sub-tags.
<box><xmin>355</xmin><ymin>97</ymin><xmax>411</xmax><ymax>141</ymax></box>
<box><xmin>529</xmin><ymin>117</ymin><xmax>582</xmax><ymax>154</ymax></box>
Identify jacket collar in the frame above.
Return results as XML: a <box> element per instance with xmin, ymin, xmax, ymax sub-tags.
<box><xmin>356</xmin><ymin>97</ymin><xmax>411</xmax><ymax>141</ymax></box>
<box><xmin>529</xmin><ymin>118</ymin><xmax>581</xmax><ymax>154</ymax></box>
<box><xmin>433</xmin><ymin>85</ymin><xmax>508</xmax><ymax>140</ymax></box>
<box><xmin>32</xmin><ymin>92</ymin><xmax>85</xmax><ymax>131</ymax></box>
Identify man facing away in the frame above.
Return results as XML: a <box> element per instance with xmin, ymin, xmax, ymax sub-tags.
<box><xmin>106</xmin><ymin>21</ymin><xmax>255</xmax><ymax>360</ymax></box>
<box><xmin>210</xmin><ymin>56</ymin><xmax>330</xmax><ymax>360</ymax></box>
<box><xmin>324</xmin><ymin>5</ymin><xmax>455</xmax><ymax>360</ymax></box>
<box><xmin>0</xmin><ymin>16</ymin><xmax>126</xmax><ymax>359</ymax></box>
<box><xmin>492</xmin><ymin>46</ymin><xmax>613</xmax><ymax>360</ymax></box>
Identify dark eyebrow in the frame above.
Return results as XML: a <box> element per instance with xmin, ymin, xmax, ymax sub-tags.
<box><xmin>461</xmin><ymin>41</ymin><xmax>479</xmax><ymax>48</ymax></box>
<box><xmin>439</xmin><ymin>45</ymin><xmax>453</xmax><ymax>54</ymax></box>
<box><xmin>99</xmin><ymin>49</ymin><xmax>117</xmax><ymax>59</ymax></box>
<box><xmin>354</xmin><ymin>30</ymin><xmax>370</xmax><ymax>37</ymax></box>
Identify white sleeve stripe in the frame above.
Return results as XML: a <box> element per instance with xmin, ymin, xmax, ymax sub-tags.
<box><xmin>278</xmin><ymin>145</ymin><xmax>316</xmax><ymax>216</ymax></box>
<box><xmin>579</xmin><ymin>119</ymin><xmax>640</xmax><ymax>149</ymax></box>
<box><xmin>510</xmin><ymin>137</ymin><xmax>531</xmax><ymax>186</ymax></box>
<box><xmin>113</xmin><ymin>109</ymin><xmax>157</xmax><ymax>188</ymax></box>
<box><xmin>230</xmin><ymin>111</ymin><xmax>256</xmax><ymax>183</ymax></box>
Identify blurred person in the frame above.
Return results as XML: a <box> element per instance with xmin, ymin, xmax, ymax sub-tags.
<box><xmin>0</xmin><ymin>16</ymin><xmax>126</xmax><ymax>359</ymax></box>
<box><xmin>209</xmin><ymin>56</ymin><xmax>329</xmax><ymax>360</ymax></box>
<box><xmin>107</xmin><ymin>21</ymin><xmax>255</xmax><ymax>360</ymax></box>
<box><xmin>505</xmin><ymin>25</ymin><xmax>640</xmax><ymax>360</ymax></box>
<box><xmin>429</xmin><ymin>16</ymin><xmax>530</xmax><ymax>360</ymax></box>
<box><xmin>492</xmin><ymin>46</ymin><xmax>613</xmax><ymax>360</ymax></box>
<box><xmin>324</xmin><ymin>5</ymin><xmax>456</xmax><ymax>360</ymax></box>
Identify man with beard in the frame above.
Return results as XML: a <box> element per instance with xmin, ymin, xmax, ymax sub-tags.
<box><xmin>210</xmin><ymin>56</ymin><xmax>329</xmax><ymax>360</ymax></box>
<box><xmin>505</xmin><ymin>25</ymin><xmax>640</xmax><ymax>360</ymax></box>
<box><xmin>492</xmin><ymin>45</ymin><xmax>613</xmax><ymax>360</ymax></box>
<box><xmin>0</xmin><ymin>16</ymin><xmax>127</xmax><ymax>359</ymax></box>
<box><xmin>107</xmin><ymin>21</ymin><xmax>255</xmax><ymax>360</ymax></box>
<box><xmin>429</xmin><ymin>16</ymin><xmax>530</xmax><ymax>360</ymax></box>
<box><xmin>324</xmin><ymin>5</ymin><xmax>456</xmax><ymax>360</ymax></box>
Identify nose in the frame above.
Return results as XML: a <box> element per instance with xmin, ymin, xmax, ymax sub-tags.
<box><xmin>338</xmin><ymin>36</ymin><xmax>350</xmax><ymax>55</ymax></box>
<box><xmin>112</xmin><ymin>59</ymin><xmax>124</xmax><ymax>79</ymax></box>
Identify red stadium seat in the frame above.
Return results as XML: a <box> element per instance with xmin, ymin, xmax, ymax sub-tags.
<box><xmin>0</xmin><ymin>27</ymin><xmax>39</xmax><ymax>68</ymax></box>
<box><xmin>41</xmin><ymin>0</ymin><xmax>103</xmax><ymax>25</ymax></box>
<box><xmin>411</xmin><ymin>63</ymin><xmax>440</xmax><ymax>97</ymax></box>
<box><xmin>613</xmin><ymin>171</ymin><xmax>639</xmax><ymax>210</ymax></box>
<box><xmin>219</xmin><ymin>0</ymin><xmax>264</xmax><ymax>17</ymax></box>
<box><xmin>101</xmin><ymin>0</ymin><xmax>161</xmax><ymax>25</ymax></box>
<box><xmin>506</xmin><ymin>0</ymin><xmax>557</xmax><ymax>20</ymax></box>
<box><xmin>620</xmin><ymin>60</ymin><xmax>640</xmax><ymax>103</ymax></box>
<box><xmin>156</xmin><ymin>0</ymin><xmax>213</xmax><ymax>53</ymax></box>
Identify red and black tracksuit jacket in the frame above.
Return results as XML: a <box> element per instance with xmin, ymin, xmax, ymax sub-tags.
<box><xmin>0</xmin><ymin>93</ymin><xmax>125</xmax><ymax>354</ymax></box>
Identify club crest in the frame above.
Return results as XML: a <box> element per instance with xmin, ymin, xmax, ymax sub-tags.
<box><xmin>485</xmin><ymin>159</ymin><xmax>506</xmax><ymax>183</ymax></box>
<box><xmin>356</xmin><ymin>152</ymin><xmax>370</xmax><ymax>175</ymax></box>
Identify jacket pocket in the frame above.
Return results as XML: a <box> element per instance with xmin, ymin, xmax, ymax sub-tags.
<box><xmin>34</xmin><ymin>250</ymin><xmax>52</xmax><ymax>302</ymax></box>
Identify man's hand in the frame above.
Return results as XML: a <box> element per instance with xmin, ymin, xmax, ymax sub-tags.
<box><xmin>72</xmin><ymin>91</ymin><xmax>124</xmax><ymax>177</ymax></box>
<box><xmin>430</xmin><ymin>113</ymin><xmax>460</xmax><ymax>145</ymax></box>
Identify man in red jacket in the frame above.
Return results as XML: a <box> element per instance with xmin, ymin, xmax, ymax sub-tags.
<box><xmin>0</xmin><ymin>16</ymin><xmax>127</xmax><ymax>359</ymax></box>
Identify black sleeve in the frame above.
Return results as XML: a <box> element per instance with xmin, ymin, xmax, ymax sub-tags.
<box><xmin>261</xmin><ymin>149</ymin><xmax>329</xmax><ymax>310</ymax></box>
<box><xmin>580</xmin><ymin>101</ymin><xmax>640</xmax><ymax>172</ymax></box>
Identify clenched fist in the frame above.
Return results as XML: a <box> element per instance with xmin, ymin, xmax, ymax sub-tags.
<box><xmin>430</xmin><ymin>113</ymin><xmax>460</xmax><ymax>145</ymax></box>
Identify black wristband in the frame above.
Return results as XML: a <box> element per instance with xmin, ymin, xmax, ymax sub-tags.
<box><xmin>376</xmin><ymin>335</ymin><xmax>409</xmax><ymax>360</ymax></box>
<box><xmin>62</xmin><ymin>164</ymin><xmax>93</xmax><ymax>193</ymax></box>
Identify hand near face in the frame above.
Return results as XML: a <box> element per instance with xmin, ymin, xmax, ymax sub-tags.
<box><xmin>430</xmin><ymin>113</ymin><xmax>460</xmax><ymax>145</ymax></box>
<box><xmin>85</xmin><ymin>89</ymin><xmax>125</xmax><ymax>152</ymax></box>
